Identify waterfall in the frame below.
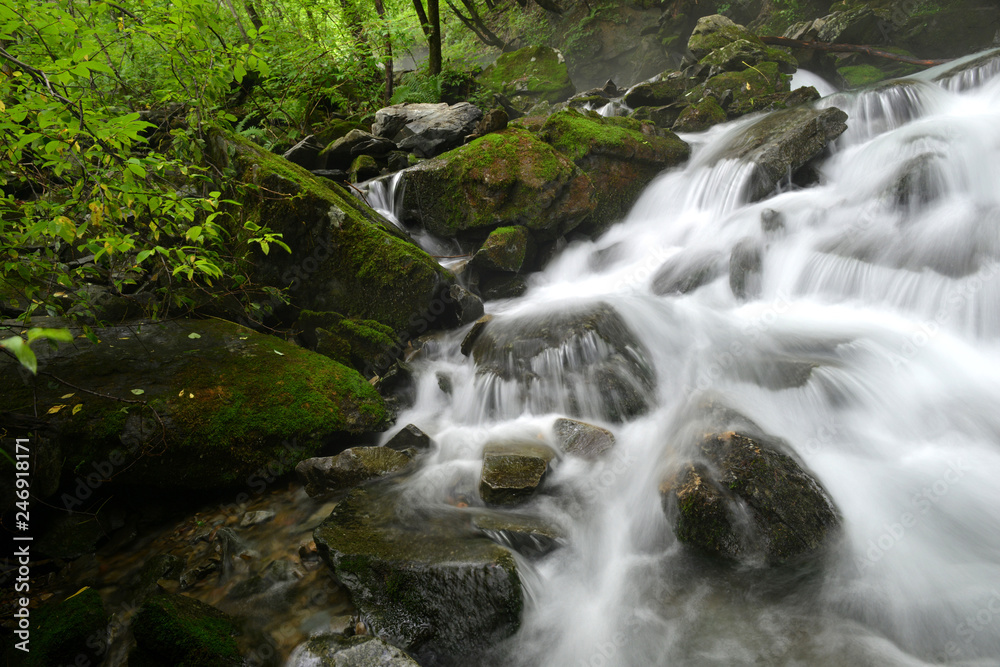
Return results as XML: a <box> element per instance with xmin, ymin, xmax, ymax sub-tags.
<box><xmin>389</xmin><ymin>50</ymin><xmax>1000</xmax><ymax>666</ymax></box>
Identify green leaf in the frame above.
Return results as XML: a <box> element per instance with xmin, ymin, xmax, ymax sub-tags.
<box><xmin>188</xmin><ymin>332</ymin><xmax>201</xmax><ymax>339</ymax></box>
<box><xmin>130</xmin><ymin>388</ymin><xmax>145</xmax><ymax>395</ymax></box>
<box><xmin>0</xmin><ymin>336</ymin><xmax>37</xmax><ymax>374</ymax></box>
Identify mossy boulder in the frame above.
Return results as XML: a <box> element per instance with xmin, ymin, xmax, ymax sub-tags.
<box><xmin>295</xmin><ymin>446</ymin><xmax>412</xmax><ymax>497</ymax></box>
<box><xmin>837</xmin><ymin>64</ymin><xmax>890</xmax><ymax>88</ymax></box>
<box><xmin>298</xmin><ymin>310</ymin><xmax>397</xmax><ymax>377</ymax></box>
<box><xmin>660</xmin><ymin>431</ymin><xmax>841</xmax><ymax>565</ymax></box>
<box><xmin>349</xmin><ymin>154</ymin><xmax>380</xmax><ymax>183</ymax></box>
<box><xmin>220</xmin><ymin>130</ymin><xmax>455</xmax><ymax>335</ymax></box>
<box><xmin>622</xmin><ymin>74</ymin><xmax>690</xmax><ymax>108</ymax></box>
<box><xmin>478</xmin><ymin>45</ymin><xmax>575</xmax><ymax>105</ymax></box>
<box><xmin>539</xmin><ymin>109</ymin><xmax>691</xmax><ymax>235</ymax></box>
<box><xmin>287</xmin><ymin>634</ymin><xmax>421</xmax><ymax>666</ymax></box>
<box><xmin>1</xmin><ymin>318</ymin><xmax>387</xmax><ymax>492</ymax></box>
<box><xmin>15</xmin><ymin>588</ymin><xmax>107</xmax><ymax>667</ymax></box>
<box><xmin>673</xmin><ymin>96</ymin><xmax>728</xmax><ymax>132</ymax></box>
<box><xmin>479</xmin><ymin>441</ymin><xmax>556</xmax><ymax>506</ymax></box>
<box><xmin>699</xmin><ymin>39</ymin><xmax>797</xmax><ymax>76</ymax></box>
<box><xmin>129</xmin><ymin>593</ymin><xmax>243</xmax><ymax>667</ymax></box>
<box><xmin>470</xmin><ymin>225</ymin><xmax>536</xmax><ymax>274</ymax></box>
<box><xmin>401</xmin><ymin>128</ymin><xmax>596</xmax><ymax>241</ymax></box>
<box><xmin>689</xmin><ymin>61</ymin><xmax>792</xmax><ymax>119</ymax></box>
<box><xmin>313</xmin><ymin>487</ymin><xmax>523</xmax><ymax>663</ymax></box>
<box><xmin>463</xmin><ymin>302</ymin><xmax>656</xmax><ymax>422</ymax></box>
<box><xmin>688</xmin><ymin>14</ymin><xmax>757</xmax><ymax>60</ymax></box>
<box><xmin>629</xmin><ymin>104</ymin><xmax>686</xmax><ymax>129</ymax></box>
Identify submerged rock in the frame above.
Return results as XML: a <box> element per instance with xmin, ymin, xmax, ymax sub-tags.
<box><xmin>552</xmin><ymin>418</ymin><xmax>615</xmax><ymax>460</ymax></box>
<box><xmin>463</xmin><ymin>302</ymin><xmax>655</xmax><ymax>422</ymax></box>
<box><xmin>287</xmin><ymin>634</ymin><xmax>421</xmax><ymax>666</ymax></box>
<box><xmin>472</xmin><ymin>511</ymin><xmax>564</xmax><ymax>557</ymax></box>
<box><xmin>314</xmin><ymin>488</ymin><xmax>523</xmax><ymax>663</ymax></box>
<box><xmin>650</xmin><ymin>249</ymin><xmax>725</xmax><ymax>295</ymax></box>
<box><xmin>402</xmin><ymin>128</ymin><xmax>596</xmax><ymax>240</ymax></box>
<box><xmin>479</xmin><ymin>441</ymin><xmax>557</xmax><ymax>506</ymax></box>
<box><xmin>384</xmin><ymin>423</ymin><xmax>433</xmax><ymax>452</ymax></box>
<box><xmin>660</xmin><ymin>431</ymin><xmax>841</xmax><ymax>565</ymax></box>
<box><xmin>296</xmin><ymin>446</ymin><xmax>412</xmax><ymax>497</ymax></box>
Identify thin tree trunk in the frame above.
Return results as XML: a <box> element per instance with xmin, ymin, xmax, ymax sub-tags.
<box><xmin>445</xmin><ymin>0</ymin><xmax>505</xmax><ymax>50</ymax></box>
<box><xmin>427</xmin><ymin>0</ymin><xmax>441</xmax><ymax>75</ymax></box>
<box><xmin>244</xmin><ymin>0</ymin><xmax>263</xmax><ymax>30</ymax></box>
<box><xmin>373</xmin><ymin>0</ymin><xmax>393</xmax><ymax>105</ymax></box>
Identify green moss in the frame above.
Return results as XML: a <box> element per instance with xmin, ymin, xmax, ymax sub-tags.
<box><xmin>838</xmin><ymin>64</ymin><xmax>890</xmax><ymax>88</ymax></box>
<box><xmin>131</xmin><ymin>593</ymin><xmax>242</xmax><ymax>667</ymax></box>
<box><xmin>226</xmin><ymin>130</ymin><xmax>454</xmax><ymax>333</ymax></box>
<box><xmin>673</xmin><ymin>97</ymin><xmax>728</xmax><ymax>132</ymax></box>
<box><xmin>20</xmin><ymin>588</ymin><xmax>107</xmax><ymax>667</ymax></box>
<box><xmin>540</xmin><ymin>108</ymin><xmax>650</xmax><ymax>163</ymax></box>
<box><xmin>407</xmin><ymin>128</ymin><xmax>591</xmax><ymax>239</ymax></box>
<box><xmin>689</xmin><ymin>61</ymin><xmax>790</xmax><ymax>118</ymax></box>
<box><xmin>349</xmin><ymin>154</ymin><xmax>379</xmax><ymax>183</ymax></box>
<box><xmin>478</xmin><ymin>45</ymin><xmax>575</xmax><ymax>103</ymax></box>
<box><xmin>474</xmin><ymin>225</ymin><xmax>533</xmax><ymax>273</ymax></box>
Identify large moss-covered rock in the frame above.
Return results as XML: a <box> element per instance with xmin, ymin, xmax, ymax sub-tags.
<box><xmin>130</xmin><ymin>593</ymin><xmax>243</xmax><ymax>667</ymax></box>
<box><xmin>661</xmin><ymin>431</ymin><xmax>841</xmax><ymax>565</ymax></box>
<box><xmin>401</xmin><ymin>128</ymin><xmax>596</xmax><ymax>240</ymax></box>
<box><xmin>673</xmin><ymin>96</ymin><xmax>728</xmax><ymax>132</ymax></box>
<box><xmin>478</xmin><ymin>45</ymin><xmax>575</xmax><ymax>105</ymax></box>
<box><xmin>1</xmin><ymin>318</ymin><xmax>387</xmax><ymax>492</ymax></box>
<box><xmin>699</xmin><ymin>39</ymin><xmax>797</xmax><ymax>75</ymax></box>
<box><xmin>296</xmin><ymin>446</ymin><xmax>412</xmax><ymax>497</ymax></box>
<box><xmin>539</xmin><ymin>109</ymin><xmax>690</xmax><ymax>234</ymax></box>
<box><xmin>314</xmin><ymin>487</ymin><xmax>523</xmax><ymax>664</ymax></box>
<box><xmin>689</xmin><ymin>61</ymin><xmax>792</xmax><ymax>118</ymax></box>
<box><xmin>463</xmin><ymin>302</ymin><xmax>656</xmax><ymax>422</ymax></box>
<box><xmin>15</xmin><ymin>588</ymin><xmax>107</xmax><ymax>667</ymax></box>
<box><xmin>713</xmin><ymin>106</ymin><xmax>848</xmax><ymax>201</ymax></box>
<box><xmin>220</xmin><ymin>131</ymin><xmax>455</xmax><ymax>335</ymax></box>
<box><xmin>298</xmin><ymin>310</ymin><xmax>397</xmax><ymax>376</ymax></box>
<box><xmin>622</xmin><ymin>74</ymin><xmax>691</xmax><ymax>108</ymax></box>
<box><xmin>470</xmin><ymin>225</ymin><xmax>535</xmax><ymax>274</ymax></box>
<box><xmin>688</xmin><ymin>14</ymin><xmax>755</xmax><ymax>60</ymax></box>
<box><xmin>479</xmin><ymin>441</ymin><xmax>556</xmax><ymax>506</ymax></box>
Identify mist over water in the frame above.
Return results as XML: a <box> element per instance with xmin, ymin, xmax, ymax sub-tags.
<box><xmin>391</xmin><ymin>54</ymin><xmax>1000</xmax><ymax>666</ymax></box>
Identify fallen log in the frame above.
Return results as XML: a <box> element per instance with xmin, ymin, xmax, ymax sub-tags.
<box><xmin>760</xmin><ymin>36</ymin><xmax>952</xmax><ymax>67</ymax></box>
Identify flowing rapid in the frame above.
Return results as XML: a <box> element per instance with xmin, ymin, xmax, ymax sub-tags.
<box><xmin>386</xmin><ymin>54</ymin><xmax>1000</xmax><ymax>666</ymax></box>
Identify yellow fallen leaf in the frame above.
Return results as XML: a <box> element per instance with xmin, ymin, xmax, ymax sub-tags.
<box><xmin>178</xmin><ymin>389</ymin><xmax>185</xmax><ymax>397</ymax></box>
<box><xmin>61</xmin><ymin>393</ymin><xmax>75</xmax><ymax>399</ymax></box>
<box><xmin>65</xmin><ymin>586</ymin><xmax>90</xmax><ymax>601</ymax></box>
<box><xmin>47</xmin><ymin>404</ymin><xmax>66</xmax><ymax>414</ymax></box>
<box><xmin>72</xmin><ymin>404</ymin><xmax>83</xmax><ymax>415</ymax></box>
<box><xmin>188</xmin><ymin>392</ymin><xmax>194</xmax><ymax>399</ymax></box>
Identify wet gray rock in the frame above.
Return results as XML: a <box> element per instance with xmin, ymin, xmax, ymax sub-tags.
<box><xmin>552</xmin><ymin>418</ymin><xmax>615</xmax><ymax>460</ymax></box>
<box><xmin>287</xmin><ymin>634</ymin><xmax>421</xmax><ymax>666</ymax></box>
<box><xmin>445</xmin><ymin>284</ymin><xmax>485</xmax><ymax>326</ymax></box>
<box><xmin>296</xmin><ymin>447</ymin><xmax>412</xmax><ymax>497</ymax></box>
<box><xmin>373</xmin><ymin>102</ymin><xmax>483</xmax><ymax>158</ymax></box>
<box><xmin>729</xmin><ymin>237</ymin><xmax>763</xmax><ymax>300</ymax></box>
<box><xmin>239</xmin><ymin>510</ymin><xmax>275</xmax><ymax>527</ymax></box>
<box><xmin>283</xmin><ymin>134</ymin><xmax>325</xmax><ymax>170</ymax></box>
<box><xmin>323</xmin><ymin>129</ymin><xmax>396</xmax><ymax>170</ymax></box>
<box><xmin>479</xmin><ymin>441</ymin><xmax>557</xmax><ymax>506</ymax></box>
<box><xmin>313</xmin><ymin>488</ymin><xmax>523</xmax><ymax>663</ymax></box>
<box><xmin>718</xmin><ymin>106</ymin><xmax>848</xmax><ymax>201</ymax></box>
<box><xmin>384</xmin><ymin>424</ymin><xmax>433</xmax><ymax>452</ymax></box>
<box><xmin>651</xmin><ymin>249</ymin><xmax>725</xmax><ymax>296</ymax></box>
<box><xmin>660</xmin><ymin>431</ymin><xmax>841</xmax><ymax>565</ymax></box>
<box><xmin>463</xmin><ymin>302</ymin><xmax>655</xmax><ymax>422</ymax></box>
<box><xmin>472</xmin><ymin>511</ymin><xmax>564</xmax><ymax>557</ymax></box>
<box><xmin>470</xmin><ymin>225</ymin><xmax>536</xmax><ymax>274</ymax></box>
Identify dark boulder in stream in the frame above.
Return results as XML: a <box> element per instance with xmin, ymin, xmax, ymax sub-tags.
<box><xmin>716</xmin><ymin>106</ymin><xmax>849</xmax><ymax>202</ymax></box>
<box><xmin>314</xmin><ymin>487</ymin><xmax>523</xmax><ymax>664</ymax></box>
<box><xmin>660</xmin><ymin>431</ymin><xmax>841</xmax><ymax>565</ymax></box>
<box><xmin>296</xmin><ymin>446</ymin><xmax>413</xmax><ymax>497</ymax></box>
<box><xmin>130</xmin><ymin>592</ymin><xmax>244</xmax><ymax>666</ymax></box>
<box><xmin>462</xmin><ymin>302</ymin><xmax>655</xmax><ymax>422</ymax></box>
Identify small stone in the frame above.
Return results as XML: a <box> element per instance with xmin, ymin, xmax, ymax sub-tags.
<box><xmin>479</xmin><ymin>442</ymin><xmax>557</xmax><ymax>506</ymax></box>
<box><xmin>295</xmin><ymin>446</ymin><xmax>412</xmax><ymax>497</ymax></box>
<box><xmin>385</xmin><ymin>424</ymin><xmax>433</xmax><ymax>452</ymax></box>
<box><xmin>552</xmin><ymin>418</ymin><xmax>615</xmax><ymax>460</ymax></box>
<box><xmin>239</xmin><ymin>510</ymin><xmax>275</xmax><ymax>527</ymax></box>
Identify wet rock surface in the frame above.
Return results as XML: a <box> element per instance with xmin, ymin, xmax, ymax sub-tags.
<box><xmin>552</xmin><ymin>418</ymin><xmax>615</xmax><ymax>460</ymax></box>
<box><xmin>313</xmin><ymin>487</ymin><xmax>523</xmax><ymax>664</ymax></box>
<box><xmin>296</xmin><ymin>447</ymin><xmax>413</xmax><ymax>497</ymax></box>
<box><xmin>661</xmin><ymin>431</ymin><xmax>841</xmax><ymax>565</ymax></box>
<box><xmin>479</xmin><ymin>441</ymin><xmax>557</xmax><ymax>506</ymax></box>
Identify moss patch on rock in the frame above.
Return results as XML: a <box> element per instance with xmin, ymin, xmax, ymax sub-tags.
<box><xmin>401</xmin><ymin>128</ymin><xmax>596</xmax><ymax>240</ymax></box>
<box><xmin>16</xmin><ymin>588</ymin><xmax>107</xmax><ymax>667</ymax></box>
<box><xmin>130</xmin><ymin>593</ymin><xmax>242</xmax><ymax>667</ymax></box>
<box><xmin>539</xmin><ymin>109</ymin><xmax>690</xmax><ymax>234</ymax></box>
<box><xmin>222</xmin><ymin>130</ymin><xmax>454</xmax><ymax>334</ymax></box>
<box><xmin>478</xmin><ymin>45</ymin><xmax>575</xmax><ymax>104</ymax></box>
<box><xmin>470</xmin><ymin>225</ymin><xmax>535</xmax><ymax>274</ymax></box>
<box><xmin>673</xmin><ymin>97</ymin><xmax>728</xmax><ymax>133</ymax></box>
<box><xmin>2</xmin><ymin>318</ymin><xmax>388</xmax><ymax>491</ymax></box>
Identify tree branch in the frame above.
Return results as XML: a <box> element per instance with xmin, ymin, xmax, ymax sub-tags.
<box><xmin>759</xmin><ymin>36</ymin><xmax>952</xmax><ymax>67</ymax></box>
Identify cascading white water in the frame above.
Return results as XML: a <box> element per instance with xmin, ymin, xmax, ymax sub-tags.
<box><xmin>389</xmin><ymin>54</ymin><xmax>1000</xmax><ymax>666</ymax></box>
